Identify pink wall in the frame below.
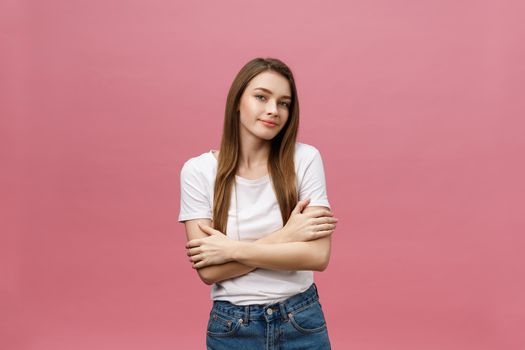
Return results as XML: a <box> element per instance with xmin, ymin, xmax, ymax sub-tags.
<box><xmin>2</xmin><ymin>0</ymin><xmax>524</xmax><ymax>349</ymax></box>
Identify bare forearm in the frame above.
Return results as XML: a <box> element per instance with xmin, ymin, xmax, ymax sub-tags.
<box><xmin>197</xmin><ymin>228</ymin><xmax>286</xmax><ymax>284</ymax></box>
<box><xmin>197</xmin><ymin>261</ymin><xmax>255</xmax><ymax>285</ymax></box>
<box><xmin>232</xmin><ymin>237</ymin><xmax>331</xmax><ymax>271</ymax></box>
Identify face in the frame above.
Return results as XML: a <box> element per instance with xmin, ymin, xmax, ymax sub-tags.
<box><xmin>237</xmin><ymin>71</ymin><xmax>292</xmax><ymax>142</ymax></box>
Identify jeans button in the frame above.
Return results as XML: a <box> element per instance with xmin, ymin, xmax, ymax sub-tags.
<box><xmin>266</xmin><ymin>308</ymin><xmax>273</xmax><ymax>315</ymax></box>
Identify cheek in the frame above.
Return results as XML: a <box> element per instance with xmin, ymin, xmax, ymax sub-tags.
<box><xmin>239</xmin><ymin>113</ymin><xmax>256</xmax><ymax>128</ymax></box>
<box><xmin>240</xmin><ymin>100</ymin><xmax>260</xmax><ymax>117</ymax></box>
<box><xmin>281</xmin><ymin>113</ymin><xmax>290</xmax><ymax>125</ymax></box>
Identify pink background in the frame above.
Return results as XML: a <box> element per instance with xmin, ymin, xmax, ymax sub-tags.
<box><xmin>2</xmin><ymin>0</ymin><xmax>524</xmax><ymax>349</ymax></box>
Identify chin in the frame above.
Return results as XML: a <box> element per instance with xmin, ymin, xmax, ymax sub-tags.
<box><xmin>245</xmin><ymin>125</ymin><xmax>282</xmax><ymax>141</ymax></box>
<box><xmin>253</xmin><ymin>130</ymin><xmax>278</xmax><ymax>140</ymax></box>
<box><xmin>258</xmin><ymin>134</ymin><xmax>277</xmax><ymax>141</ymax></box>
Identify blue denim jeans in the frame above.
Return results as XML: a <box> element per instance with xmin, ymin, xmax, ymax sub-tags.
<box><xmin>206</xmin><ymin>283</ymin><xmax>331</xmax><ymax>350</ymax></box>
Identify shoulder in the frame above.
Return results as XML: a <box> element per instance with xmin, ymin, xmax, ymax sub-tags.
<box><xmin>180</xmin><ymin>150</ymin><xmax>215</xmax><ymax>178</ymax></box>
<box><xmin>295</xmin><ymin>142</ymin><xmax>322</xmax><ymax>164</ymax></box>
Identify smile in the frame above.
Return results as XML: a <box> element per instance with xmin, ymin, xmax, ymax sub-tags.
<box><xmin>260</xmin><ymin>120</ymin><xmax>277</xmax><ymax>127</ymax></box>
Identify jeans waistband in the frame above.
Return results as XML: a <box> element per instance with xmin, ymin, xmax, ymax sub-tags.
<box><xmin>210</xmin><ymin>283</ymin><xmax>320</xmax><ymax>323</ymax></box>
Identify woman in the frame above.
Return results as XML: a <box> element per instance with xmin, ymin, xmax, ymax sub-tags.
<box><xmin>178</xmin><ymin>57</ymin><xmax>338</xmax><ymax>349</ymax></box>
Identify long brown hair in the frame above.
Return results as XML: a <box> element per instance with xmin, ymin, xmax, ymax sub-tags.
<box><xmin>213</xmin><ymin>57</ymin><xmax>300</xmax><ymax>234</ymax></box>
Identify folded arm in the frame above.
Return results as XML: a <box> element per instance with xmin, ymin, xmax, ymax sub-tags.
<box><xmin>183</xmin><ymin>206</ymin><xmax>333</xmax><ymax>284</ymax></box>
<box><xmin>183</xmin><ymin>219</ymin><xmax>287</xmax><ymax>285</ymax></box>
<box><xmin>232</xmin><ymin>236</ymin><xmax>331</xmax><ymax>271</ymax></box>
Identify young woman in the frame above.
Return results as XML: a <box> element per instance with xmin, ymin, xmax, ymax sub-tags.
<box><xmin>178</xmin><ymin>57</ymin><xmax>338</xmax><ymax>349</ymax></box>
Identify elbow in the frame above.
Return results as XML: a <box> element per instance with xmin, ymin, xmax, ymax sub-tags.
<box><xmin>306</xmin><ymin>237</ymin><xmax>331</xmax><ymax>272</ymax></box>
<box><xmin>313</xmin><ymin>251</ymin><xmax>331</xmax><ymax>272</ymax></box>
<box><xmin>201</xmin><ymin>276</ymin><xmax>214</xmax><ymax>285</ymax></box>
<box><xmin>314</xmin><ymin>260</ymin><xmax>329</xmax><ymax>272</ymax></box>
<box><xmin>197</xmin><ymin>270</ymin><xmax>216</xmax><ymax>285</ymax></box>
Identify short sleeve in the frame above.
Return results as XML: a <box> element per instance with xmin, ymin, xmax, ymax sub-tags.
<box><xmin>178</xmin><ymin>160</ymin><xmax>212</xmax><ymax>222</ymax></box>
<box><xmin>299</xmin><ymin>149</ymin><xmax>331</xmax><ymax>209</ymax></box>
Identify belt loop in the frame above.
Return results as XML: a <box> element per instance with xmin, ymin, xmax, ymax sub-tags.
<box><xmin>312</xmin><ymin>283</ymin><xmax>319</xmax><ymax>298</ymax></box>
<box><xmin>243</xmin><ymin>306</ymin><xmax>249</xmax><ymax>325</ymax></box>
<box><xmin>279</xmin><ymin>302</ymin><xmax>289</xmax><ymax>321</ymax></box>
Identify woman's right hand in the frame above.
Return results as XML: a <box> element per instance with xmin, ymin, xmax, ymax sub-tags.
<box><xmin>281</xmin><ymin>198</ymin><xmax>338</xmax><ymax>243</ymax></box>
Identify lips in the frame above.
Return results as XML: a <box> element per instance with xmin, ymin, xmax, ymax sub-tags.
<box><xmin>260</xmin><ymin>120</ymin><xmax>277</xmax><ymax>126</ymax></box>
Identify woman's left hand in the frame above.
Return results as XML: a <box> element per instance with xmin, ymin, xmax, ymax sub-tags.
<box><xmin>186</xmin><ymin>223</ymin><xmax>238</xmax><ymax>269</ymax></box>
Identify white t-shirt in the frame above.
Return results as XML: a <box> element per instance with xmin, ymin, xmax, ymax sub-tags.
<box><xmin>178</xmin><ymin>142</ymin><xmax>331</xmax><ymax>305</ymax></box>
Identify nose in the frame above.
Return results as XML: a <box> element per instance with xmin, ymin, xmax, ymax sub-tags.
<box><xmin>266</xmin><ymin>100</ymin><xmax>278</xmax><ymax>115</ymax></box>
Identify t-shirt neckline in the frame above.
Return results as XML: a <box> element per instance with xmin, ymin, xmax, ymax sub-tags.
<box><xmin>209</xmin><ymin>150</ymin><xmax>270</xmax><ymax>184</ymax></box>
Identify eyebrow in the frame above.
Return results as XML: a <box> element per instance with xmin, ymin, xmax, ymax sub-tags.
<box><xmin>253</xmin><ymin>87</ymin><xmax>291</xmax><ymax>100</ymax></box>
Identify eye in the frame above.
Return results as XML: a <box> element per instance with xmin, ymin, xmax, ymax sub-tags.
<box><xmin>255</xmin><ymin>95</ymin><xmax>266</xmax><ymax>101</ymax></box>
<box><xmin>280</xmin><ymin>101</ymin><xmax>291</xmax><ymax>108</ymax></box>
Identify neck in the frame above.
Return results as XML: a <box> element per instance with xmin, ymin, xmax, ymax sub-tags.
<box><xmin>238</xmin><ymin>137</ymin><xmax>271</xmax><ymax>170</ymax></box>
